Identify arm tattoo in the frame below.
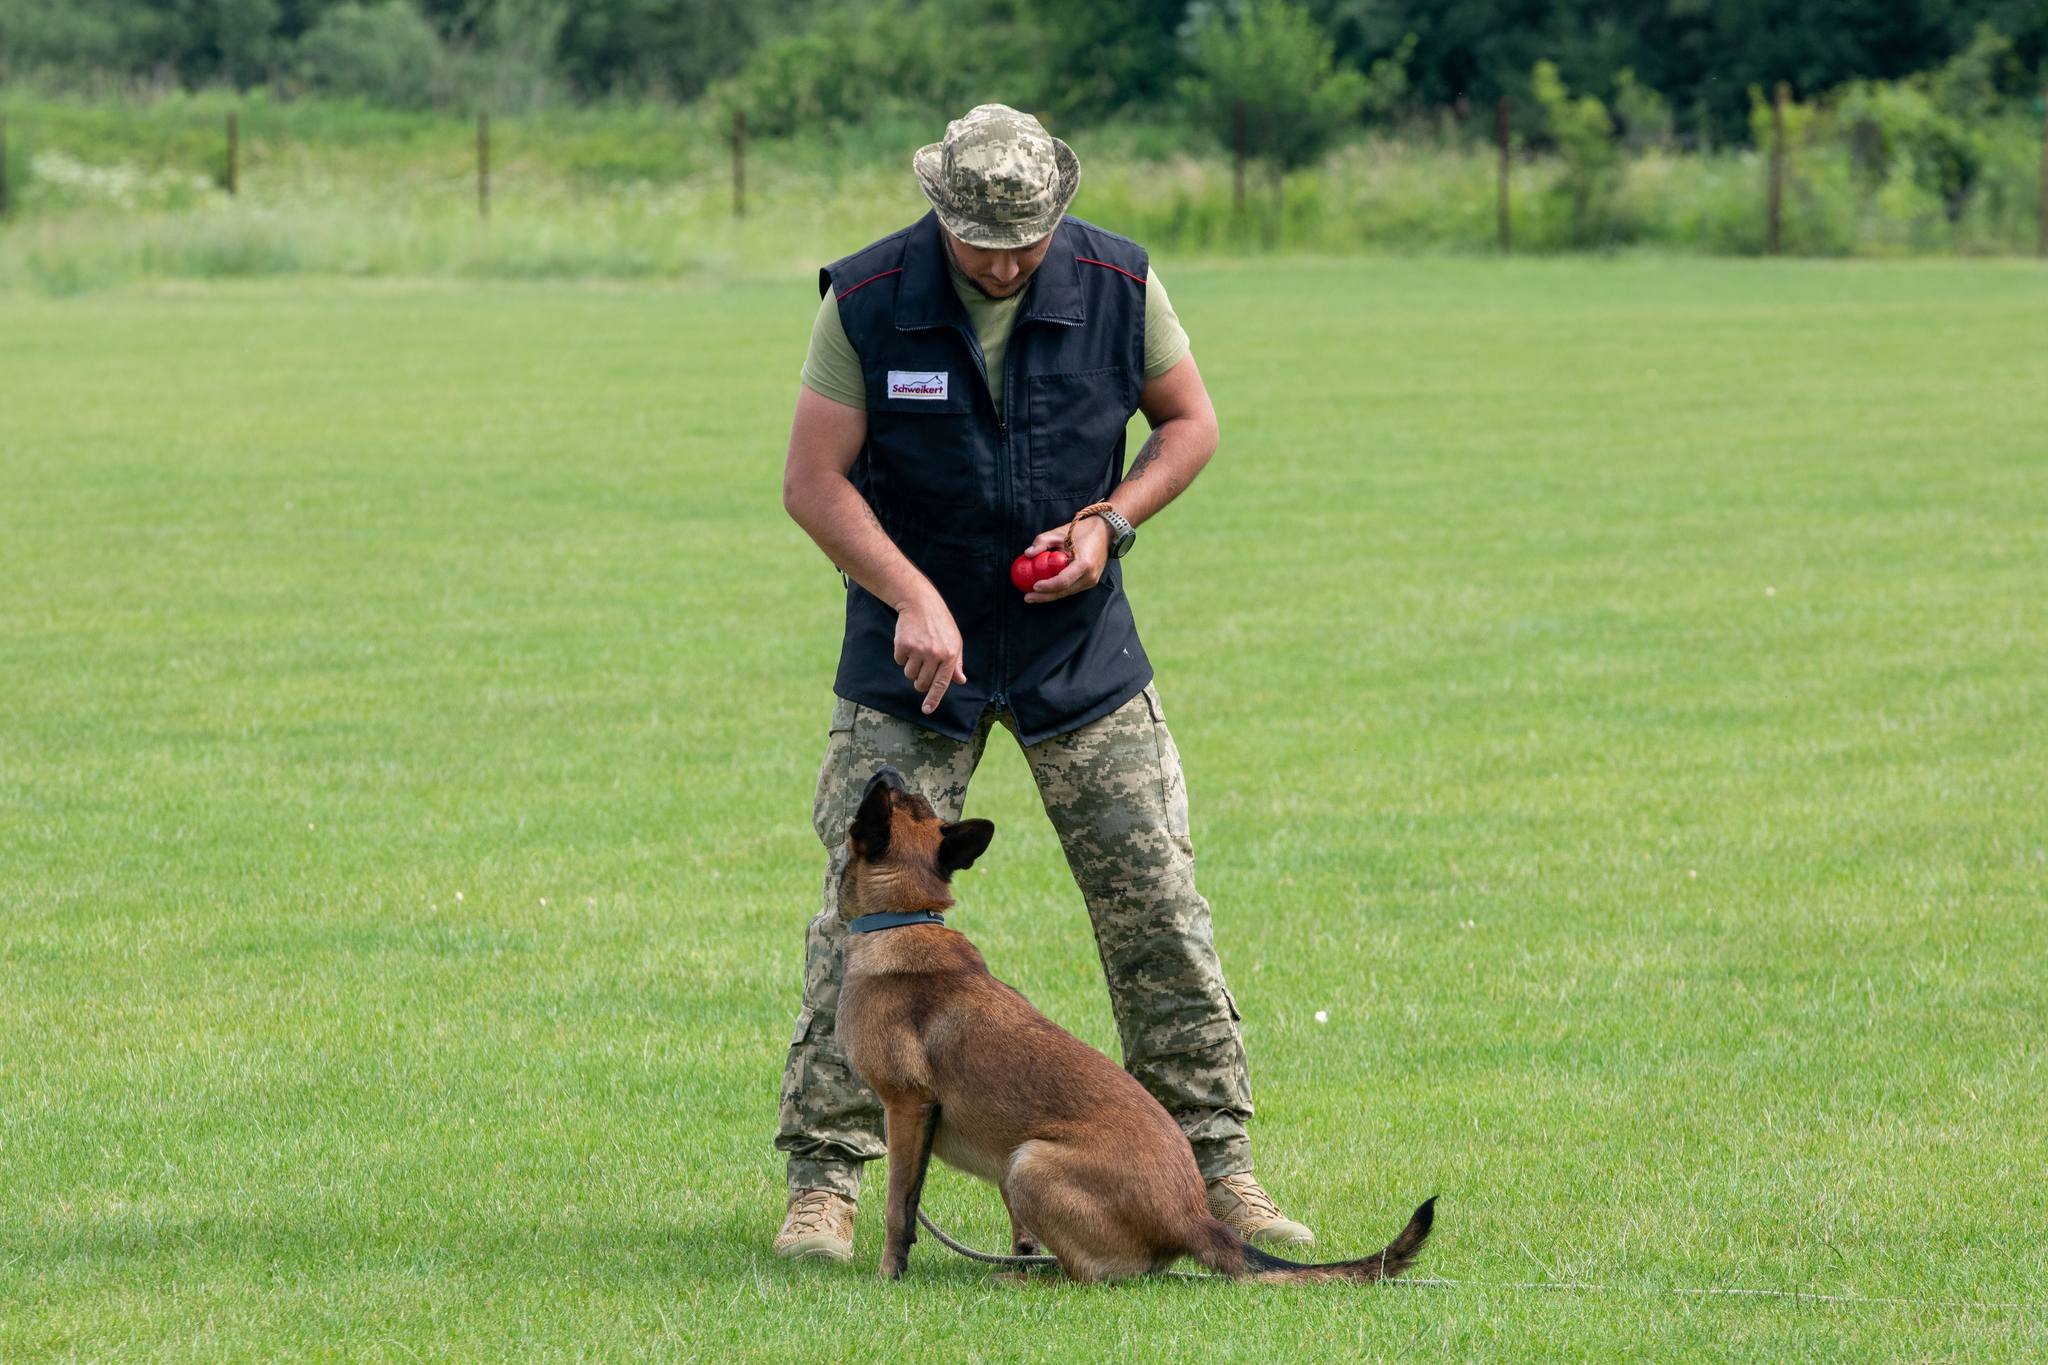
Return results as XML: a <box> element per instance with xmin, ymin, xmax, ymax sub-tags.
<box><xmin>1125</xmin><ymin>427</ymin><xmax>1167</xmax><ymax>484</ymax></box>
<box><xmin>1121</xmin><ymin>425</ymin><xmax>1188</xmax><ymax>504</ymax></box>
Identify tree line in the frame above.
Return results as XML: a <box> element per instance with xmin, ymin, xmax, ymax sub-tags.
<box><xmin>2</xmin><ymin>0</ymin><xmax>2043</xmax><ymax>144</ymax></box>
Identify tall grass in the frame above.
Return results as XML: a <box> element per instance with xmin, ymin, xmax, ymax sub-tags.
<box><xmin>1</xmin><ymin>91</ymin><xmax>2042</xmax><ymax>292</ymax></box>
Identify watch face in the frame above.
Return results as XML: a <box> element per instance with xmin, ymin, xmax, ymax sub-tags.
<box><xmin>1112</xmin><ymin>523</ymin><xmax>1136</xmax><ymax>557</ymax></box>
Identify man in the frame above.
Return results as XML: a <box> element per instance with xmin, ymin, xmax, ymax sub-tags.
<box><xmin>773</xmin><ymin>104</ymin><xmax>1312</xmax><ymax>1263</ymax></box>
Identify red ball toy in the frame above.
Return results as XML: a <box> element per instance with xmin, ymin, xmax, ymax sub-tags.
<box><xmin>1009</xmin><ymin>548</ymin><xmax>1071</xmax><ymax>593</ymax></box>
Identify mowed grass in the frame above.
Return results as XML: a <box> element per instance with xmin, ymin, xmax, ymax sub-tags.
<box><xmin>2</xmin><ymin>257</ymin><xmax>2045</xmax><ymax>1359</ymax></box>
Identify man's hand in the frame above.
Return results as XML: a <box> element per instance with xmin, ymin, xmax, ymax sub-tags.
<box><xmin>894</xmin><ymin>589</ymin><xmax>968</xmax><ymax>714</ymax></box>
<box><xmin>1021</xmin><ymin>516</ymin><xmax>1110</xmax><ymax>604</ymax></box>
<box><xmin>1017</xmin><ymin>353</ymin><xmax>1219</xmax><ymax>606</ymax></box>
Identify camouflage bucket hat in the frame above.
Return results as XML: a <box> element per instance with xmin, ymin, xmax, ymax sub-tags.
<box><xmin>913</xmin><ymin>104</ymin><xmax>1080</xmax><ymax>250</ymax></box>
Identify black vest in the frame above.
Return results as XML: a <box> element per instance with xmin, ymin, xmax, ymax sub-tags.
<box><xmin>821</xmin><ymin>212</ymin><xmax>1153</xmax><ymax>744</ymax></box>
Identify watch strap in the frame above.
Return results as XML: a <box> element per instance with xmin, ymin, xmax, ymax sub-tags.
<box><xmin>1064</xmin><ymin>502</ymin><xmax>1118</xmax><ymax>557</ymax></box>
<box><xmin>1066</xmin><ymin>503</ymin><xmax>1136</xmax><ymax>558</ymax></box>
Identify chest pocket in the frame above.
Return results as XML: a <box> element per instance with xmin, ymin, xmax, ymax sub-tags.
<box><xmin>1027</xmin><ymin>367</ymin><xmax>1137</xmax><ymax>502</ymax></box>
<box><xmin>866</xmin><ymin>375</ymin><xmax>983</xmax><ymax>518</ymax></box>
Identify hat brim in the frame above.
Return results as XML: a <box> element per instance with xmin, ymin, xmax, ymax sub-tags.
<box><xmin>912</xmin><ymin>136</ymin><xmax>1080</xmax><ymax>250</ymax></box>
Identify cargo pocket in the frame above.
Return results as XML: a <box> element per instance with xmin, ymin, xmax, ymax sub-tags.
<box><xmin>1142</xmin><ymin>684</ymin><xmax>1192</xmax><ymax>842</ymax></box>
<box><xmin>812</xmin><ymin>699</ymin><xmax>858</xmax><ymax>848</ymax></box>
<box><xmin>776</xmin><ymin>1006</ymin><xmax>819</xmax><ymax>1138</ymax></box>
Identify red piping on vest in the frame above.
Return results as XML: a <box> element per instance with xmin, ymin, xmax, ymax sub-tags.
<box><xmin>1075</xmin><ymin>257</ymin><xmax>1147</xmax><ymax>286</ymax></box>
<box><xmin>836</xmin><ymin>267</ymin><xmax>904</xmax><ymax>301</ymax></box>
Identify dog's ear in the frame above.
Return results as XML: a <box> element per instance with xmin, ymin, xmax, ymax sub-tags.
<box><xmin>848</xmin><ymin>783</ymin><xmax>894</xmax><ymax>860</ymax></box>
<box><xmin>936</xmin><ymin>819</ymin><xmax>995</xmax><ymax>877</ymax></box>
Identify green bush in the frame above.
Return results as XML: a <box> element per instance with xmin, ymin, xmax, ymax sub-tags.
<box><xmin>0</xmin><ymin>1</ymin><xmax>134</xmax><ymax>81</ymax></box>
<box><xmin>1531</xmin><ymin>60</ymin><xmax>1622</xmax><ymax>246</ymax></box>
<box><xmin>1612</xmin><ymin>68</ymin><xmax>1672</xmax><ymax>152</ymax></box>
<box><xmin>296</xmin><ymin>2</ymin><xmax>451</xmax><ymax>110</ymax></box>
<box><xmin>1828</xmin><ymin>26</ymin><xmax>2023</xmax><ymax>223</ymax></box>
<box><xmin>1834</xmin><ymin>80</ymin><xmax>1980</xmax><ymax>218</ymax></box>
<box><xmin>1179</xmin><ymin>0</ymin><xmax>1370</xmax><ymax>175</ymax></box>
<box><xmin>708</xmin><ymin>0</ymin><xmax>1048</xmax><ymax>140</ymax></box>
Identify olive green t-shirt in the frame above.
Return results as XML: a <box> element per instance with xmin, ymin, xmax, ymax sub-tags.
<box><xmin>800</xmin><ymin>253</ymin><xmax>1190</xmax><ymax>420</ymax></box>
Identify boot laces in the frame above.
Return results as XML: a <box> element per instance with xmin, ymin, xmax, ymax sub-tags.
<box><xmin>785</xmin><ymin>1189</ymin><xmax>846</xmax><ymax>1236</ymax></box>
<box><xmin>1217</xmin><ymin>1173</ymin><xmax>1280</xmax><ymax>1220</ymax></box>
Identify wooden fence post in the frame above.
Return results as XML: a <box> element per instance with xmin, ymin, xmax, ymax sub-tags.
<box><xmin>1496</xmin><ymin>96</ymin><xmax>1512</xmax><ymax>253</ymax></box>
<box><xmin>2036</xmin><ymin>90</ymin><xmax>2047</xmax><ymax>258</ymax></box>
<box><xmin>732</xmin><ymin>108</ymin><xmax>746</xmax><ymax>218</ymax></box>
<box><xmin>1767</xmin><ymin>81</ymin><xmax>1787</xmax><ymax>255</ymax></box>
<box><xmin>1232</xmin><ymin>100</ymin><xmax>1247</xmax><ymax>221</ymax></box>
<box><xmin>224</xmin><ymin>110</ymin><xmax>239</xmax><ymax>195</ymax></box>
<box><xmin>477</xmin><ymin>111</ymin><xmax>490</xmax><ymax>220</ymax></box>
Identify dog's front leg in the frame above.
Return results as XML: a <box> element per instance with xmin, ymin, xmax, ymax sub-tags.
<box><xmin>879</xmin><ymin>1098</ymin><xmax>940</xmax><ymax>1281</ymax></box>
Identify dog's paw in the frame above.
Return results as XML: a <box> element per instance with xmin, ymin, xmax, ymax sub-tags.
<box><xmin>878</xmin><ymin>1255</ymin><xmax>907</xmax><ymax>1281</ymax></box>
<box><xmin>1012</xmin><ymin>1237</ymin><xmax>1040</xmax><ymax>1257</ymax></box>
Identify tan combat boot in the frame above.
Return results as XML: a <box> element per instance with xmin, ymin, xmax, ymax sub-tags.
<box><xmin>773</xmin><ymin>1188</ymin><xmax>856</xmax><ymax>1263</ymax></box>
<box><xmin>1206</xmin><ymin>1172</ymin><xmax>1315</xmax><ymax>1248</ymax></box>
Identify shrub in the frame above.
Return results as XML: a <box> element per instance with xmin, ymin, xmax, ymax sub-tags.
<box><xmin>1828</xmin><ymin>27</ymin><xmax>2021</xmax><ymax>223</ymax></box>
<box><xmin>1531</xmin><ymin>60</ymin><xmax>1622</xmax><ymax>246</ymax></box>
<box><xmin>448</xmin><ymin>0</ymin><xmax>570</xmax><ymax>113</ymax></box>
<box><xmin>296</xmin><ymin>2</ymin><xmax>450</xmax><ymax>110</ymax></box>
<box><xmin>707</xmin><ymin>0</ymin><xmax>1049</xmax><ymax>140</ymax></box>
<box><xmin>1361</xmin><ymin>33</ymin><xmax>1418</xmax><ymax>120</ymax></box>
<box><xmin>0</xmin><ymin>1</ymin><xmax>133</xmax><ymax>82</ymax></box>
<box><xmin>1612</xmin><ymin>68</ymin><xmax>1672</xmax><ymax>152</ymax></box>
<box><xmin>1179</xmin><ymin>0</ymin><xmax>1370</xmax><ymax>176</ymax></box>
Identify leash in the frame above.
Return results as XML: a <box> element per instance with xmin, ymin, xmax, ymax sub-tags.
<box><xmin>917</xmin><ymin>1206</ymin><xmax>1208</xmax><ymax>1278</ymax></box>
<box><xmin>917</xmin><ymin>1209</ymin><xmax>1059</xmax><ymax>1267</ymax></box>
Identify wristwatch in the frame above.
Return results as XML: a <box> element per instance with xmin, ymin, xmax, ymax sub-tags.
<box><xmin>1076</xmin><ymin>503</ymin><xmax>1137</xmax><ymax>559</ymax></box>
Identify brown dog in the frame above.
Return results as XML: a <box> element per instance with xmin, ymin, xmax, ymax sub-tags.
<box><xmin>833</xmin><ymin>765</ymin><xmax>1435</xmax><ymax>1283</ymax></box>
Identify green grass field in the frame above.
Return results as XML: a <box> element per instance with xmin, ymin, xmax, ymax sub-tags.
<box><xmin>4</xmin><ymin>257</ymin><xmax>2046</xmax><ymax>1358</ymax></box>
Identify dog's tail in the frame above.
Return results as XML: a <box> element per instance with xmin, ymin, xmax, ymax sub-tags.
<box><xmin>1190</xmin><ymin>1196</ymin><xmax>1435</xmax><ymax>1284</ymax></box>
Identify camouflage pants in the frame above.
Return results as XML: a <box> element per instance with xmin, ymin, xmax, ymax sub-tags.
<box><xmin>775</xmin><ymin>683</ymin><xmax>1255</xmax><ymax>1200</ymax></box>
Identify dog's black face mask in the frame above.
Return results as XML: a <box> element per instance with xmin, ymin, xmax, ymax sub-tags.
<box><xmin>846</xmin><ymin>767</ymin><xmax>995</xmax><ymax>893</ymax></box>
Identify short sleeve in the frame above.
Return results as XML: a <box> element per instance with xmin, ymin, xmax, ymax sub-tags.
<box><xmin>1141</xmin><ymin>268</ymin><xmax>1191</xmax><ymax>381</ymax></box>
<box><xmin>800</xmin><ymin>292</ymin><xmax>868</xmax><ymax>409</ymax></box>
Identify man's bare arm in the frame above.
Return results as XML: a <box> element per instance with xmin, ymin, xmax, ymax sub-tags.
<box><xmin>1113</xmin><ymin>351</ymin><xmax>1219</xmax><ymax>527</ymax></box>
<box><xmin>781</xmin><ymin>386</ymin><xmax>919</xmax><ymax>604</ymax></box>
<box><xmin>781</xmin><ymin>385</ymin><xmax>966</xmax><ymax>714</ymax></box>
<box><xmin>1022</xmin><ymin>352</ymin><xmax>1220</xmax><ymax>603</ymax></box>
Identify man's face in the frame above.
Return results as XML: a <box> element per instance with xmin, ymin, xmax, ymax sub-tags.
<box><xmin>944</xmin><ymin>229</ymin><xmax>1053</xmax><ymax>299</ymax></box>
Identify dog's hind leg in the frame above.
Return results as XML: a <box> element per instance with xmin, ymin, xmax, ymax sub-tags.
<box><xmin>998</xmin><ymin>1185</ymin><xmax>1041</xmax><ymax>1257</ymax></box>
<box><xmin>878</xmin><ymin>1098</ymin><xmax>940</xmax><ymax>1281</ymax></box>
<box><xmin>1003</xmin><ymin>1140</ymin><xmax>1154</xmax><ymax>1284</ymax></box>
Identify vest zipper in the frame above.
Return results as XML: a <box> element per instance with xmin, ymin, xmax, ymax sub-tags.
<box><xmin>995</xmin><ymin>337</ymin><xmax>1019</xmax><ymax>720</ymax></box>
<box><xmin>952</xmin><ymin>317</ymin><xmax>1015</xmax><ymax>721</ymax></box>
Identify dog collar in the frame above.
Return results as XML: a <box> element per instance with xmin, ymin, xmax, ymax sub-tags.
<box><xmin>847</xmin><ymin>911</ymin><xmax>947</xmax><ymax>934</ymax></box>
